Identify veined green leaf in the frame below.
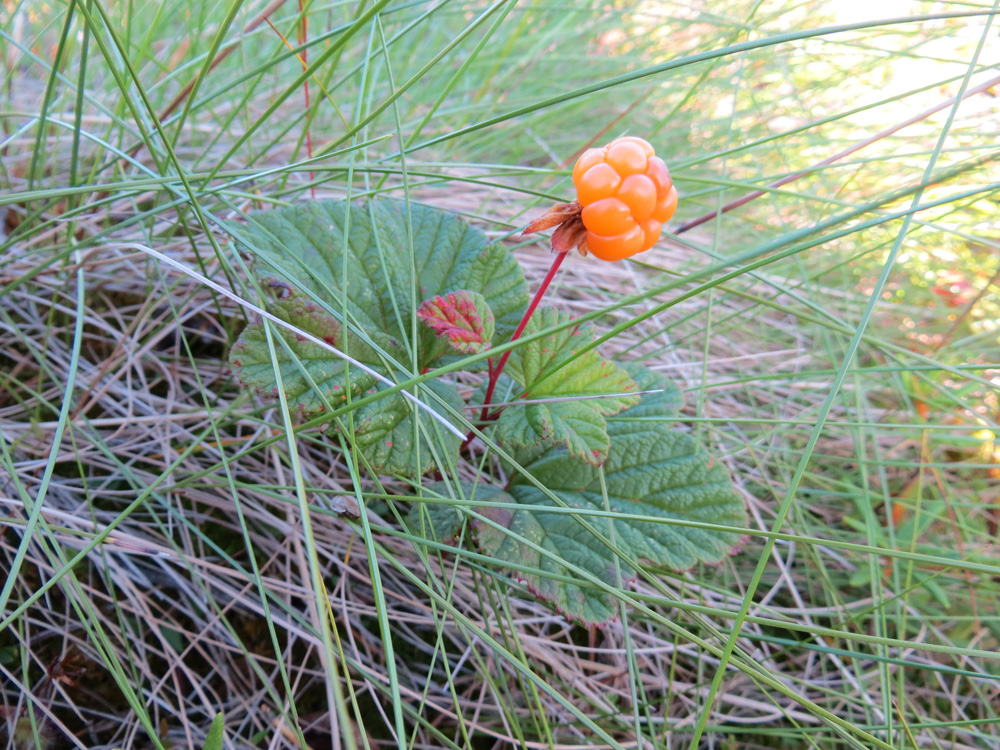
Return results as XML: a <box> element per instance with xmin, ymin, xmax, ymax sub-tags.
<box><xmin>342</xmin><ymin>378</ymin><xmax>464</xmax><ymax>476</ymax></box>
<box><xmin>229</xmin><ymin>199</ymin><xmax>528</xmax><ymax>475</ymax></box>
<box><xmin>486</xmin><ymin>365</ymin><xmax>746</xmax><ymax>624</ymax></box>
<box><xmin>497</xmin><ymin>306</ymin><xmax>639</xmax><ymax>464</ymax></box>
<box><xmin>406</xmin><ymin>482</ymin><xmax>512</xmax><ymax>545</ymax></box>
<box><xmin>496</xmin><ymin>399</ymin><xmax>610</xmax><ymax>465</ymax></box>
<box><xmin>229</xmin><ymin>199</ymin><xmax>527</xmax><ymax>357</ymax></box>
<box><xmin>230</xmin><ymin>292</ymin><xmax>389</xmax><ymax>414</ymax></box>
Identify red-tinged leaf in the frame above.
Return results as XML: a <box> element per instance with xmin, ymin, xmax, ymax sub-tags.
<box><xmin>417</xmin><ymin>290</ymin><xmax>495</xmax><ymax>355</ymax></box>
<box><xmin>227</xmin><ymin>199</ymin><xmax>526</xmax><ymax>476</ymax></box>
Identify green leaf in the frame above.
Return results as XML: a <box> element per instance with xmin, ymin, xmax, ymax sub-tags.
<box><xmin>417</xmin><ymin>290</ymin><xmax>495</xmax><ymax>354</ymax></box>
<box><xmin>407</xmin><ymin>501</ymin><xmax>465</xmax><ymax>546</ymax></box>
<box><xmin>228</xmin><ymin>199</ymin><xmax>528</xmax><ymax>475</ymax></box>
<box><xmin>229</xmin><ymin>199</ymin><xmax>527</xmax><ymax>359</ymax></box>
<box><xmin>482</xmin><ymin>365</ymin><xmax>746</xmax><ymax>625</ymax></box>
<box><xmin>505</xmin><ymin>307</ymin><xmax>638</xmax><ymax>411</ymax></box>
<box><xmin>496</xmin><ymin>399</ymin><xmax>610</xmax><ymax>465</ymax></box>
<box><xmin>616</xmin><ymin>360</ymin><xmax>683</xmax><ymax>421</ymax></box>
<box><xmin>230</xmin><ymin>290</ymin><xmax>464</xmax><ymax>477</ymax></box>
<box><xmin>230</xmin><ymin>292</ymin><xmax>387</xmax><ymax>414</ymax></box>
<box><xmin>406</xmin><ymin>482</ymin><xmax>512</xmax><ymax>545</ymax></box>
<box><xmin>337</xmin><ymin>378</ymin><xmax>463</xmax><ymax>476</ymax></box>
<box><xmin>496</xmin><ymin>306</ymin><xmax>639</xmax><ymax>464</ymax></box>
<box><xmin>203</xmin><ymin>713</ymin><xmax>225</xmax><ymax>750</ymax></box>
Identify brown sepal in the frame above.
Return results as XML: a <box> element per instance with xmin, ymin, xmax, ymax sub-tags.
<box><xmin>521</xmin><ymin>201</ymin><xmax>582</xmax><ymax>236</ymax></box>
<box><xmin>522</xmin><ymin>201</ymin><xmax>590</xmax><ymax>255</ymax></box>
<box><xmin>551</xmin><ymin>216</ymin><xmax>589</xmax><ymax>254</ymax></box>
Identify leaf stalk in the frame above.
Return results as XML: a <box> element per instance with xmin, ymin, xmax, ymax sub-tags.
<box><xmin>466</xmin><ymin>249</ymin><xmax>568</xmax><ymax>443</ymax></box>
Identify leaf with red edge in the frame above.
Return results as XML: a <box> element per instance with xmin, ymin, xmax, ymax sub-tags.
<box><xmin>227</xmin><ymin>198</ymin><xmax>526</xmax><ymax>476</ymax></box>
<box><xmin>417</xmin><ymin>290</ymin><xmax>495</xmax><ymax>355</ymax></box>
<box><xmin>407</xmin><ymin>368</ymin><xmax>744</xmax><ymax>626</ymax></box>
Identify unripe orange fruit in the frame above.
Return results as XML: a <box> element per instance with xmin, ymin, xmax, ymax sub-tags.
<box><xmin>572</xmin><ymin>136</ymin><xmax>677</xmax><ymax>261</ymax></box>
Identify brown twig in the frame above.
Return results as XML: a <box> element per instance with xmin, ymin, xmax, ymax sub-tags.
<box><xmin>675</xmin><ymin>72</ymin><xmax>1000</xmax><ymax>234</ymax></box>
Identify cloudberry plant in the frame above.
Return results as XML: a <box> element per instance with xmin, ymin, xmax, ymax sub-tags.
<box><xmin>485</xmin><ymin>137</ymin><xmax>681</xmax><ymax>426</ymax></box>
<box><xmin>229</xmin><ymin>172</ymin><xmax>742</xmax><ymax>626</ymax></box>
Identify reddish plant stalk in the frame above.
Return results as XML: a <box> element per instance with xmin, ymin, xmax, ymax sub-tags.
<box><xmin>298</xmin><ymin>1</ymin><xmax>315</xmax><ymax>199</ymax></box>
<box><xmin>478</xmin><ymin>249</ymin><xmax>567</xmax><ymax>424</ymax></box>
<box><xmin>675</xmin><ymin>72</ymin><xmax>1000</xmax><ymax>235</ymax></box>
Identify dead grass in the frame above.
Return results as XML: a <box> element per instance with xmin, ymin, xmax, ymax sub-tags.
<box><xmin>5</xmin><ymin>172</ymin><xmax>997</xmax><ymax>748</ymax></box>
<box><xmin>4</xmin><ymin>1</ymin><xmax>1000</xmax><ymax>748</ymax></box>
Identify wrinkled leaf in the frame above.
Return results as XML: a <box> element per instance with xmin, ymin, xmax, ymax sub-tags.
<box><xmin>417</xmin><ymin>290</ymin><xmax>495</xmax><ymax>355</ymax></box>
<box><xmin>616</xmin><ymin>360</ymin><xmax>683</xmax><ymax>422</ymax></box>
<box><xmin>230</xmin><ymin>292</ymin><xmax>389</xmax><ymax>414</ymax></box>
<box><xmin>497</xmin><ymin>307</ymin><xmax>639</xmax><ymax>464</ymax></box>
<box><xmin>406</xmin><ymin>482</ymin><xmax>511</xmax><ymax>545</ymax></box>
<box><xmin>496</xmin><ymin>399</ymin><xmax>610</xmax><ymax>465</ymax></box>
<box><xmin>407</xmin><ymin>502</ymin><xmax>465</xmax><ymax>546</ymax></box>
<box><xmin>232</xmin><ymin>293</ymin><xmax>463</xmax><ymax>475</ymax></box>
<box><xmin>228</xmin><ymin>199</ymin><xmax>528</xmax><ymax>475</ymax></box>
<box><xmin>333</xmin><ymin>378</ymin><xmax>463</xmax><ymax>476</ymax></box>
<box><xmin>230</xmin><ymin>199</ymin><xmax>527</xmax><ymax>358</ymax></box>
<box><xmin>483</xmin><ymin>365</ymin><xmax>746</xmax><ymax>624</ymax></box>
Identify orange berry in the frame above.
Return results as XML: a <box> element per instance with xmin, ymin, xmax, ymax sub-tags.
<box><xmin>645</xmin><ymin>156</ymin><xmax>673</xmax><ymax>198</ymax></box>
<box><xmin>572</xmin><ymin>137</ymin><xmax>677</xmax><ymax>261</ymax></box>
<box><xmin>605</xmin><ymin>141</ymin><xmax>647</xmax><ymax>176</ymax></box>
<box><xmin>586</xmin><ymin>225</ymin><xmax>644</xmax><ymax>262</ymax></box>
<box><xmin>609</xmin><ymin>136</ymin><xmax>654</xmax><ymax>158</ymax></box>
<box><xmin>581</xmin><ymin>197</ymin><xmax>635</xmax><ymax>236</ymax></box>
<box><xmin>652</xmin><ymin>185</ymin><xmax>679</xmax><ymax>223</ymax></box>
<box><xmin>574</xmin><ymin>163</ymin><xmax>621</xmax><ymax>205</ymax></box>
<box><xmin>616</xmin><ymin>174</ymin><xmax>657</xmax><ymax>222</ymax></box>
<box><xmin>572</xmin><ymin>148</ymin><xmax>605</xmax><ymax>184</ymax></box>
<box><xmin>639</xmin><ymin>219</ymin><xmax>661</xmax><ymax>251</ymax></box>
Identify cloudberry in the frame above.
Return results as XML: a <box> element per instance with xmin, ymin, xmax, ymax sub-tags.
<box><xmin>572</xmin><ymin>136</ymin><xmax>677</xmax><ymax>262</ymax></box>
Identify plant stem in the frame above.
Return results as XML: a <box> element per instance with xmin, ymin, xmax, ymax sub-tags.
<box><xmin>477</xmin><ymin>249</ymin><xmax>568</xmax><ymax>424</ymax></box>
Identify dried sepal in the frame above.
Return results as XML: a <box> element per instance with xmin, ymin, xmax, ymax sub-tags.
<box><xmin>550</xmin><ymin>217</ymin><xmax>589</xmax><ymax>255</ymax></box>
<box><xmin>522</xmin><ymin>201</ymin><xmax>590</xmax><ymax>255</ymax></box>
<box><xmin>521</xmin><ymin>201</ymin><xmax>582</xmax><ymax>235</ymax></box>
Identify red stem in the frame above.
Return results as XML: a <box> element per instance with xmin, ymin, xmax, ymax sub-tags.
<box><xmin>478</xmin><ymin>250</ymin><xmax>567</xmax><ymax>424</ymax></box>
<box><xmin>460</xmin><ymin>250</ymin><xmax>567</xmax><ymax>451</ymax></box>
<box><xmin>298</xmin><ymin>2</ymin><xmax>315</xmax><ymax>199</ymax></box>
